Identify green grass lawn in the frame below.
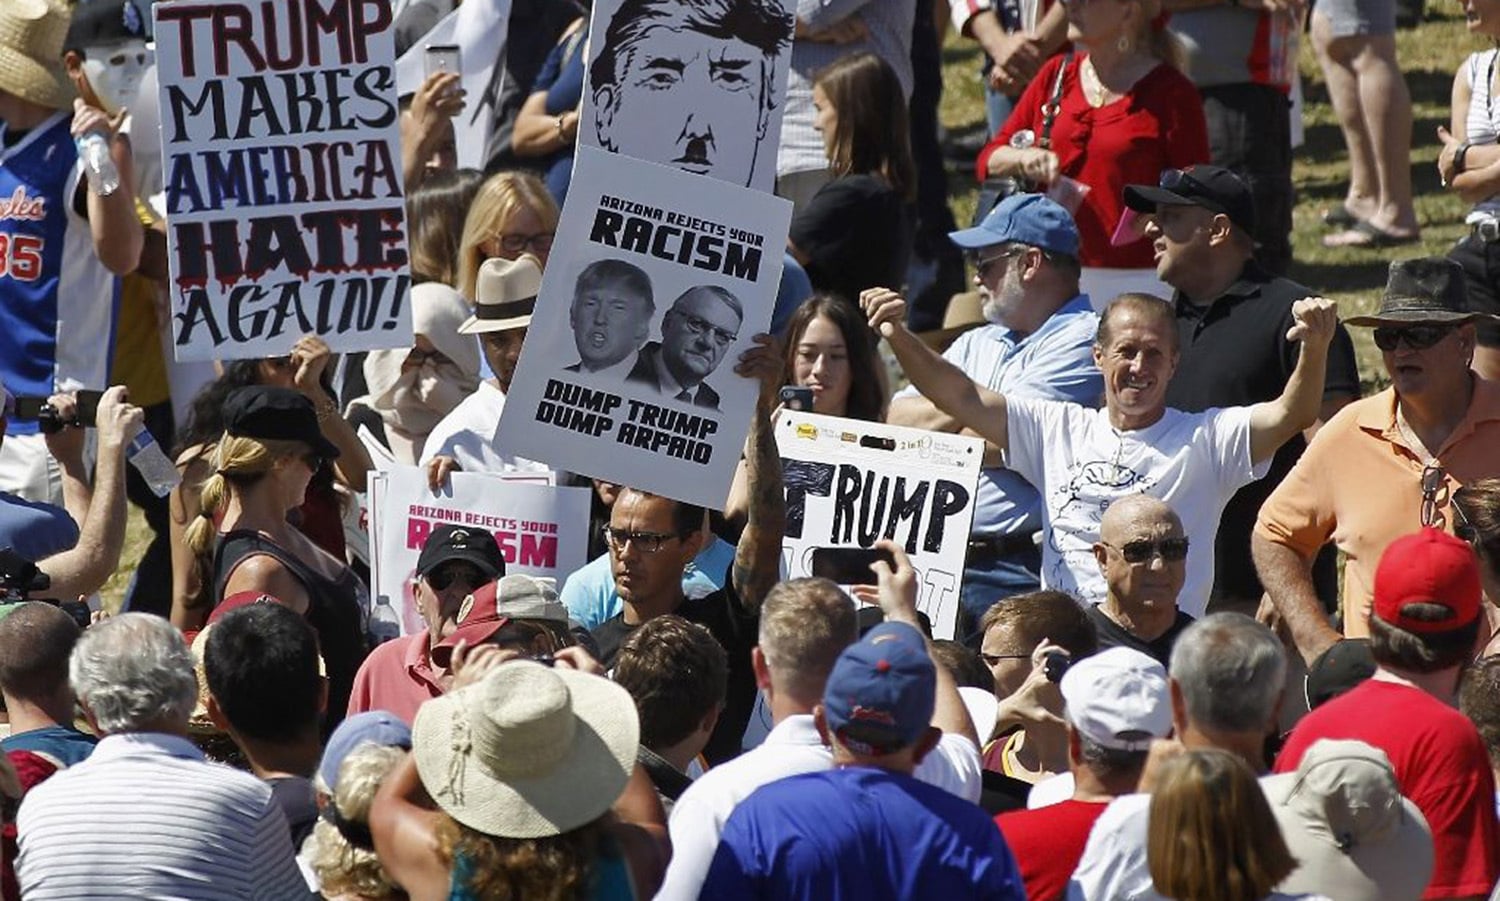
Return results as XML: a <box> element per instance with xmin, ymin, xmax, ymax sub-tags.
<box><xmin>99</xmin><ymin>12</ymin><xmax>1479</xmax><ymax>608</ymax></box>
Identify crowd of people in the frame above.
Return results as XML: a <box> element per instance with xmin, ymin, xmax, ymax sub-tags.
<box><xmin>0</xmin><ymin>0</ymin><xmax>1499</xmax><ymax>898</ymax></box>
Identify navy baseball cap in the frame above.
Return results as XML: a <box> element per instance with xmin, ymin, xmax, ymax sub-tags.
<box><xmin>948</xmin><ymin>193</ymin><xmax>1080</xmax><ymax>257</ymax></box>
<box><xmin>1123</xmin><ymin>165</ymin><xmax>1257</xmax><ymax>234</ymax></box>
<box><xmin>318</xmin><ymin>711</ymin><xmax>412</xmax><ymax>789</ymax></box>
<box><xmin>822</xmin><ymin>621</ymin><xmax>935</xmax><ymax>755</ymax></box>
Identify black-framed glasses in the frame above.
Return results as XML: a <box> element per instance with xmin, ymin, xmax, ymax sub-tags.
<box><xmin>1106</xmin><ymin>537</ymin><xmax>1191</xmax><ymax>564</ymax></box>
<box><xmin>1454</xmin><ymin>495</ymin><xmax>1478</xmax><ymax>547</ymax></box>
<box><xmin>494</xmin><ymin>232</ymin><xmax>555</xmax><ymax>254</ymax></box>
<box><xmin>971</xmin><ymin>246</ymin><xmax>1026</xmax><ymax>281</ymax></box>
<box><xmin>603</xmin><ymin>526</ymin><xmax>682</xmax><ymax>554</ymax></box>
<box><xmin>426</xmin><ymin>563</ymin><xmax>488</xmax><ymax>592</ymax></box>
<box><xmin>1372</xmin><ymin>325</ymin><xmax>1455</xmax><ymax>352</ymax></box>
<box><xmin>980</xmin><ymin>652</ymin><xmax>1030</xmax><ymax>666</ymax></box>
<box><xmin>301</xmin><ymin>452</ymin><xmax>324</xmax><ymax>473</ymax></box>
<box><xmin>674</xmin><ymin>313</ymin><xmax>738</xmax><ymax>347</ymax></box>
<box><xmin>1421</xmin><ymin>463</ymin><xmax>1447</xmax><ymax>528</ymax></box>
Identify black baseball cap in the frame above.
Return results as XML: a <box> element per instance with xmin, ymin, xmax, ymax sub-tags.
<box><xmin>222</xmin><ymin>386</ymin><xmax>340</xmax><ymax>460</ymax></box>
<box><xmin>1304</xmin><ymin>638</ymin><xmax>1376</xmax><ymax>710</ymax></box>
<box><xmin>64</xmin><ymin>0</ymin><xmax>148</xmax><ymax>52</ymax></box>
<box><xmin>415</xmin><ymin>524</ymin><xmax>506</xmax><ymax>580</ymax></box>
<box><xmin>1123</xmin><ymin>165</ymin><xmax>1256</xmax><ymax>235</ymax></box>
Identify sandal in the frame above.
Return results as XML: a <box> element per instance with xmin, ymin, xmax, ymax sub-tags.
<box><xmin>1321</xmin><ymin>219</ymin><xmax>1420</xmax><ymax>249</ymax></box>
<box><xmin>1320</xmin><ymin>205</ymin><xmax>1360</xmax><ymax>228</ymax></box>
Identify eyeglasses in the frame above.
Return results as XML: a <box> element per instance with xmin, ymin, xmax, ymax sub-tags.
<box><xmin>301</xmin><ymin>452</ymin><xmax>324</xmax><ymax>473</ymax></box>
<box><xmin>426</xmin><ymin>564</ymin><xmax>488</xmax><ymax>591</ymax></box>
<box><xmin>1105</xmin><ymin>537</ymin><xmax>1191</xmax><ymax>564</ymax></box>
<box><xmin>1372</xmin><ymin>325</ymin><xmax>1455</xmax><ymax>352</ymax></box>
<box><xmin>972</xmin><ymin>246</ymin><xmax>1026</xmax><ymax>281</ymax></box>
<box><xmin>674</xmin><ymin>313</ymin><xmax>738</xmax><ymax>347</ymax></box>
<box><xmin>492</xmin><ymin>232</ymin><xmax>555</xmax><ymax>255</ymax></box>
<box><xmin>1454</xmin><ymin>494</ymin><xmax>1478</xmax><ymax>547</ymax></box>
<box><xmin>603</xmin><ymin>526</ymin><xmax>682</xmax><ymax>554</ymax></box>
<box><xmin>1421</xmin><ymin>463</ymin><xmax>1447</xmax><ymax>528</ymax></box>
<box><xmin>979</xmin><ymin>652</ymin><xmax>1030</xmax><ymax>666</ymax></box>
<box><xmin>404</xmin><ymin>347</ymin><xmax>453</xmax><ymax>368</ymax></box>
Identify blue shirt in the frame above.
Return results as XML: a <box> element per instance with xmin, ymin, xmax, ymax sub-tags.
<box><xmin>0</xmin><ymin>492</ymin><xmax>78</xmax><ymax>563</ymax></box>
<box><xmin>702</xmin><ymin>766</ymin><xmax>1024</xmax><ymax>901</ymax></box>
<box><xmin>561</xmin><ymin>536</ymin><xmax>737</xmax><ymax>630</ymax></box>
<box><xmin>3</xmin><ymin>726</ymin><xmax>97</xmax><ymax>767</ymax></box>
<box><xmin>895</xmin><ymin>295</ymin><xmax>1102</xmax><ymax>537</ymax></box>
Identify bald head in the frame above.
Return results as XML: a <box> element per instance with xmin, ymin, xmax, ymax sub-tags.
<box><xmin>1100</xmin><ymin>495</ymin><xmax>1182</xmax><ymax>544</ymax></box>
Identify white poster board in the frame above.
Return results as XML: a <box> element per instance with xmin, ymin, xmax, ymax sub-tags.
<box><xmin>153</xmin><ymin>0</ymin><xmax>413</xmax><ymax>361</ymax></box>
<box><xmin>370</xmin><ymin>465</ymin><xmax>589</xmax><ymax>635</ymax></box>
<box><xmin>579</xmin><ymin>0</ymin><xmax>794</xmax><ymax>192</ymax></box>
<box><xmin>777</xmin><ymin>412</ymin><xmax>984</xmax><ymax>640</ymax></box>
<box><xmin>393</xmin><ymin>0</ymin><xmax>512</xmax><ymax>169</ymax></box>
<box><xmin>496</xmin><ymin>146</ymin><xmax>791</xmax><ymax>508</ymax></box>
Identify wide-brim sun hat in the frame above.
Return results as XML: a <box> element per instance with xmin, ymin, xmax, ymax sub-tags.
<box><xmin>0</xmin><ymin>0</ymin><xmax>76</xmax><ymax>111</ymax></box>
<box><xmin>412</xmin><ymin>661</ymin><xmax>638</xmax><ymax>839</ymax></box>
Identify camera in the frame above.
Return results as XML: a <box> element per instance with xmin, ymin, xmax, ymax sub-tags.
<box><xmin>0</xmin><ymin>549</ymin><xmax>90</xmax><ymax>630</ymax></box>
<box><xmin>11</xmin><ymin>391</ymin><xmax>102</xmax><ymax>435</ymax></box>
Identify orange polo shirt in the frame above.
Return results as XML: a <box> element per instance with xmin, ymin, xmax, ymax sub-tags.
<box><xmin>1255</xmin><ymin>378</ymin><xmax>1500</xmax><ymax>637</ymax></box>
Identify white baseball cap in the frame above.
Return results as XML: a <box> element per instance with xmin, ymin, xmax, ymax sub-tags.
<box><xmin>1059</xmin><ymin>647</ymin><xmax>1172</xmax><ymax>751</ymax></box>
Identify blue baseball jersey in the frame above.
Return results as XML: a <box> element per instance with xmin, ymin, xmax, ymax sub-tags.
<box><xmin>0</xmin><ymin>112</ymin><xmax>118</xmax><ymax>435</ymax></box>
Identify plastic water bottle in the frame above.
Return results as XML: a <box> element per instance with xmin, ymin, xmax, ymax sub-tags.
<box><xmin>126</xmin><ymin>426</ymin><xmax>180</xmax><ymax>497</ymax></box>
<box><xmin>76</xmin><ymin>134</ymin><xmax>119</xmax><ymax>197</ymax></box>
<box><xmin>368</xmin><ymin>595</ymin><xmax>401</xmax><ymax>646</ymax></box>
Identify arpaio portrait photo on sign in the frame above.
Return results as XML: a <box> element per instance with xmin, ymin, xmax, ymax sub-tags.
<box><xmin>565</xmin><ymin>258</ymin><xmax>656</xmax><ymax>378</ymax></box>
<box><xmin>588</xmin><ymin>0</ymin><xmax>793</xmax><ymax>187</ymax></box>
<box><xmin>626</xmin><ymin>284</ymin><xmax>743</xmax><ymax>410</ymax></box>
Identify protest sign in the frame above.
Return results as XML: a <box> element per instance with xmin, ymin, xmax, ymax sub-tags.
<box><xmin>496</xmin><ymin>146</ymin><xmax>791</xmax><ymax>508</ymax></box>
<box><xmin>369</xmin><ymin>465</ymin><xmax>588</xmax><ymax>635</ymax></box>
<box><xmin>777</xmin><ymin>411</ymin><xmax>984</xmax><ymax>640</ymax></box>
<box><xmin>579</xmin><ymin>0</ymin><xmax>794</xmax><ymax>192</ymax></box>
<box><xmin>153</xmin><ymin>0</ymin><xmax>413</xmax><ymax>361</ymax></box>
<box><xmin>393</xmin><ymin>0</ymin><xmax>511</xmax><ymax>170</ymax></box>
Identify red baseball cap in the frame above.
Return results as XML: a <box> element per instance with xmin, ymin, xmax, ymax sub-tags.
<box><xmin>430</xmin><ymin>575</ymin><xmax>569</xmax><ymax>667</ymax></box>
<box><xmin>1371</xmin><ymin>528</ymin><xmax>1481</xmax><ymax>634</ymax></box>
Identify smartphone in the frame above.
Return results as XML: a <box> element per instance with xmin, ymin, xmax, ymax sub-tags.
<box><xmin>779</xmin><ymin>385</ymin><xmax>814</xmax><ymax>412</ymax></box>
<box><xmin>1043</xmin><ymin>650</ymin><xmax>1071</xmax><ymax>684</ymax></box>
<box><xmin>810</xmin><ymin>546</ymin><xmax>895</xmax><ymax>585</ymax></box>
<box><xmin>425</xmin><ymin>44</ymin><xmax>461</xmax><ymax>80</ymax></box>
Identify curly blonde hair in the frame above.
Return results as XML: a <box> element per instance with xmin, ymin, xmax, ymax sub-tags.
<box><xmin>434</xmin><ymin>813</ymin><xmax>608</xmax><ymax>901</ymax></box>
<box><xmin>304</xmin><ymin>744</ymin><xmax>406</xmax><ymax>900</ymax></box>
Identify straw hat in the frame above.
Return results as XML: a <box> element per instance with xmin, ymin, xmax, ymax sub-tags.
<box><xmin>412</xmin><ymin>661</ymin><xmax>638</xmax><ymax>839</ymax></box>
<box><xmin>0</xmin><ymin>0</ymin><xmax>76</xmax><ymax>111</ymax></box>
<box><xmin>458</xmin><ymin>254</ymin><xmax>544</xmax><ymax>334</ymax></box>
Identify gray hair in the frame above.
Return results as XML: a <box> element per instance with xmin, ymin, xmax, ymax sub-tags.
<box><xmin>1168</xmin><ymin>613</ymin><xmax>1286</xmax><ymax>734</ymax></box>
<box><xmin>70</xmin><ymin>613</ymin><xmax>198</xmax><ymax>735</ymax></box>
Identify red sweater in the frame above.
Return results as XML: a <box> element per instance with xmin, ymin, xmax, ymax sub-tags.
<box><xmin>978</xmin><ymin>55</ymin><xmax>1209</xmax><ymax>269</ymax></box>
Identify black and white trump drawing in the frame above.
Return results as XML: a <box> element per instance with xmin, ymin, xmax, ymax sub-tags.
<box><xmin>583</xmin><ymin>0</ymin><xmax>794</xmax><ymax>192</ymax></box>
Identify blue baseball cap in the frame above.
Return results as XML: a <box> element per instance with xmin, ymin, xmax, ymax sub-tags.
<box><xmin>948</xmin><ymin>193</ymin><xmax>1080</xmax><ymax>257</ymax></box>
<box><xmin>318</xmin><ymin>711</ymin><xmax>413</xmax><ymax>789</ymax></box>
<box><xmin>822</xmin><ymin>621</ymin><xmax>935</xmax><ymax>755</ymax></box>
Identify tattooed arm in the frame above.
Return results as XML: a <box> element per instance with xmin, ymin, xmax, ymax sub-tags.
<box><xmin>730</xmin><ymin>335</ymin><xmax>787</xmax><ymax>614</ymax></box>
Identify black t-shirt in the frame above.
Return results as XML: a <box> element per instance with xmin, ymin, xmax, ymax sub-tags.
<box><xmin>1164</xmin><ymin>264</ymin><xmax>1361</xmax><ymax>601</ymax></box>
<box><xmin>789</xmin><ymin>174</ymin><xmax>912</xmax><ymax>304</ymax></box>
<box><xmin>1085</xmin><ymin>604</ymin><xmax>1195</xmax><ymax>668</ymax></box>
<box><xmin>591</xmin><ymin>575</ymin><xmax>757</xmax><ymax>765</ymax></box>
<box><xmin>266</xmin><ymin>775</ymin><xmax>319</xmax><ymax>849</ymax></box>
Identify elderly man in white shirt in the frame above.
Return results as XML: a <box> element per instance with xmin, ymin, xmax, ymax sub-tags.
<box><xmin>17</xmin><ymin>614</ymin><xmax>309</xmax><ymax>899</ymax></box>
<box><xmin>655</xmin><ymin>541</ymin><xmax>982</xmax><ymax>901</ymax></box>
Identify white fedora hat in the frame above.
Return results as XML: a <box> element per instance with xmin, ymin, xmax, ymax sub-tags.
<box><xmin>458</xmin><ymin>254</ymin><xmax>544</xmax><ymax>334</ymax></box>
<box><xmin>0</xmin><ymin>0</ymin><xmax>75</xmax><ymax>111</ymax></box>
<box><xmin>412</xmin><ymin>661</ymin><xmax>638</xmax><ymax>839</ymax></box>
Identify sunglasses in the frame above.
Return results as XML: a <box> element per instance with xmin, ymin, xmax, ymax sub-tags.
<box><xmin>979</xmin><ymin>652</ymin><xmax>1029</xmax><ymax>666</ymax></box>
<box><xmin>1106</xmin><ymin>537</ymin><xmax>1190</xmax><ymax>564</ymax></box>
<box><xmin>426</xmin><ymin>564</ymin><xmax>488</xmax><ymax>592</ymax></box>
<box><xmin>1372</xmin><ymin>325</ymin><xmax>1455</xmax><ymax>352</ymax></box>
<box><xmin>972</xmin><ymin>246</ymin><xmax>1026</xmax><ymax>281</ymax></box>
<box><xmin>1454</xmin><ymin>496</ymin><xmax>1478</xmax><ymax>547</ymax></box>
<box><xmin>301</xmin><ymin>452</ymin><xmax>324</xmax><ymax>473</ymax></box>
<box><xmin>1421</xmin><ymin>464</ymin><xmax>1448</xmax><ymax>529</ymax></box>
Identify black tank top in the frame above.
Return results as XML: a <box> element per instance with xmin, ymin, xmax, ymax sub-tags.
<box><xmin>212</xmin><ymin>530</ymin><xmax>369</xmax><ymax>733</ymax></box>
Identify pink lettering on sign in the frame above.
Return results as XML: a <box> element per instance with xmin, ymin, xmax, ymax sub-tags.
<box><xmin>0</xmin><ymin>187</ymin><xmax>47</xmax><ymax>223</ymax></box>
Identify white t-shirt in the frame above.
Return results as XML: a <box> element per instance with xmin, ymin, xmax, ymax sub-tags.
<box><xmin>655</xmin><ymin>714</ymin><xmax>982</xmax><ymax>901</ymax></box>
<box><xmin>1006</xmin><ymin>401</ymin><xmax>1268</xmax><ymax>617</ymax></box>
<box><xmin>419</xmin><ymin>380</ymin><xmax>551</xmax><ymax>476</ymax></box>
